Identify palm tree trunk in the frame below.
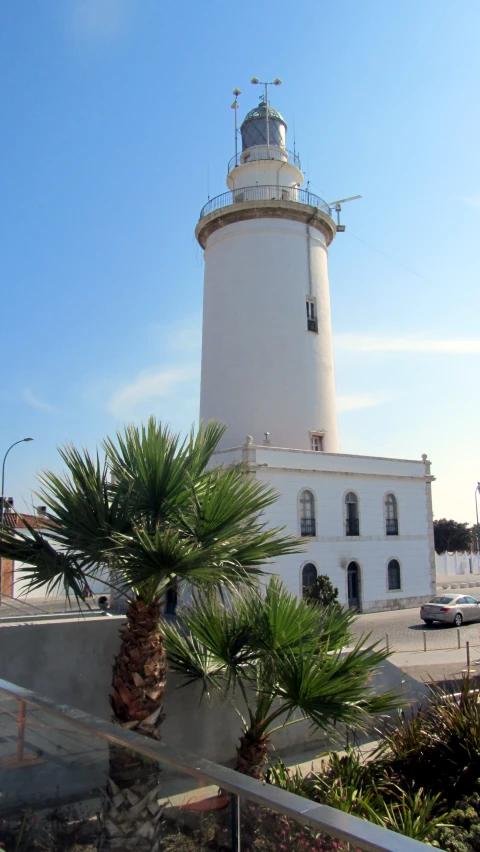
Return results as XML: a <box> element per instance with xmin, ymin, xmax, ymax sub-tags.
<box><xmin>235</xmin><ymin>725</ymin><xmax>270</xmax><ymax>779</ymax></box>
<box><xmin>98</xmin><ymin>599</ymin><xmax>167</xmax><ymax>849</ymax></box>
<box><xmin>110</xmin><ymin>599</ymin><xmax>166</xmax><ymax>737</ymax></box>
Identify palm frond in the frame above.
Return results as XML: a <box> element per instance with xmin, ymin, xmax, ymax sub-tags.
<box><xmin>271</xmin><ymin>641</ymin><xmax>400</xmax><ymax>731</ymax></box>
<box><xmin>0</xmin><ymin>516</ymin><xmax>90</xmax><ymax>603</ymax></box>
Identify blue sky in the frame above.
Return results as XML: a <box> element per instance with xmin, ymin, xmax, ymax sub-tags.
<box><xmin>1</xmin><ymin>0</ymin><xmax>479</xmax><ymax>523</ymax></box>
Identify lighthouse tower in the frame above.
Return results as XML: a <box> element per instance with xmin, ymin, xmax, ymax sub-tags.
<box><xmin>196</xmin><ymin>95</ymin><xmax>339</xmax><ymax>453</ymax></box>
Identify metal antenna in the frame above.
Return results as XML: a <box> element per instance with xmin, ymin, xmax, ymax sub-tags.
<box><xmin>326</xmin><ymin>195</ymin><xmax>362</xmax><ymax>232</ymax></box>
<box><xmin>231</xmin><ymin>88</ymin><xmax>241</xmax><ymax>168</ymax></box>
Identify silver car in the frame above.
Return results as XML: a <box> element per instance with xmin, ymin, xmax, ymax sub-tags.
<box><xmin>420</xmin><ymin>594</ymin><xmax>480</xmax><ymax>627</ymax></box>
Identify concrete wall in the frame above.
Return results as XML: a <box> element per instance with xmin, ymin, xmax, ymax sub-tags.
<box><xmin>0</xmin><ymin>616</ymin><xmax>126</xmax><ymax>718</ymax></box>
<box><xmin>0</xmin><ymin>618</ymin><xmax>427</xmax><ymax>769</ymax></box>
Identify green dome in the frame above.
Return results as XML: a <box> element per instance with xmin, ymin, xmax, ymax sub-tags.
<box><xmin>241</xmin><ymin>101</ymin><xmax>287</xmax><ymax>128</ymax></box>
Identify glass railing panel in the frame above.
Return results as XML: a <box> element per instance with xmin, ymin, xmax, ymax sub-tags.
<box><xmin>0</xmin><ymin>694</ymin><xmax>236</xmax><ymax>851</ymax></box>
<box><xmin>238</xmin><ymin>798</ymin><xmax>369</xmax><ymax>852</ymax></box>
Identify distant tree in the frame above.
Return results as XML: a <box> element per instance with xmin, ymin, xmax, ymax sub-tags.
<box><xmin>471</xmin><ymin>525</ymin><xmax>480</xmax><ymax>554</ymax></box>
<box><xmin>434</xmin><ymin>519</ymin><xmax>472</xmax><ymax>554</ymax></box>
<box><xmin>303</xmin><ymin>574</ymin><xmax>339</xmax><ymax>608</ymax></box>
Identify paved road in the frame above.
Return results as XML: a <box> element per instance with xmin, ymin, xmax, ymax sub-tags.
<box><xmin>351</xmin><ymin>586</ymin><xmax>480</xmax><ymax>653</ymax></box>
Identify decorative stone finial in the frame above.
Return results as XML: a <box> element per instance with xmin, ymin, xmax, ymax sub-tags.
<box><xmin>245</xmin><ymin>435</ymin><xmax>253</xmax><ymax>445</ymax></box>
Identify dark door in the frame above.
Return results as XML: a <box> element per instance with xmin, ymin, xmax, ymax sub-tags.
<box><xmin>165</xmin><ymin>585</ymin><xmax>178</xmax><ymax>615</ymax></box>
<box><xmin>347</xmin><ymin>562</ymin><xmax>360</xmax><ymax>610</ymax></box>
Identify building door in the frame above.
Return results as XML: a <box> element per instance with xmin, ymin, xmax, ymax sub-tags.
<box><xmin>165</xmin><ymin>584</ymin><xmax>178</xmax><ymax>615</ymax></box>
<box><xmin>347</xmin><ymin>562</ymin><xmax>360</xmax><ymax>610</ymax></box>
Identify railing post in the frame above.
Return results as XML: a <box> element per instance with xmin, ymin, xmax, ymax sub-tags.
<box><xmin>231</xmin><ymin>793</ymin><xmax>241</xmax><ymax>852</ymax></box>
<box><xmin>385</xmin><ymin>633</ymin><xmax>389</xmax><ymax>653</ymax></box>
<box><xmin>423</xmin><ymin>631</ymin><xmax>427</xmax><ymax>652</ymax></box>
<box><xmin>16</xmin><ymin>700</ymin><xmax>26</xmax><ymax>762</ymax></box>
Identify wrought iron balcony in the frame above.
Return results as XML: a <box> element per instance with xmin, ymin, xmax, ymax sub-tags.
<box><xmin>386</xmin><ymin>519</ymin><xmax>399</xmax><ymax>535</ymax></box>
<box><xmin>346</xmin><ymin>518</ymin><xmax>360</xmax><ymax>536</ymax></box>
<box><xmin>199</xmin><ymin>185</ymin><xmax>330</xmax><ymax>220</ymax></box>
<box><xmin>228</xmin><ymin>145</ymin><xmax>301</xmax><ymax>173</ymax></box>
<box><xmin>300</xmin><ymin>518</ymin><xmax>316</xmax><ymax>537</ymax></box>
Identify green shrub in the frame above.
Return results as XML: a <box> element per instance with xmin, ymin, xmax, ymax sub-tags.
<box><xmin>431</xmin><ymin>790</ymin><xmax>480</xmax><ymax>851</ymax></box>
<box><xmin>303</xmin><ymin>575</ymin><xmax>339</xmax><ymax>608</ymax></box>
<box><xmin>371</xmin><ymin>676</ymin><xmax>480</xmax><ymax>805</ymax></box>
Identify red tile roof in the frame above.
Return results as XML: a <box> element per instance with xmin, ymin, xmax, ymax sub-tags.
<box><xmin>3</xmin><ymin>513</ymin><xmax>48</xmax><ymax>530</ymax></box>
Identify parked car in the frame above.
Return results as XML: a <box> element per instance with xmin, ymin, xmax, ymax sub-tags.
<box><xmin>420</xmin><ymin>594</ymin><xmax>480</xmax><ymax>627</ymax></box>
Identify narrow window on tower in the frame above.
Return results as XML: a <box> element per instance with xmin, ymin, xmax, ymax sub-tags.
<box><xmin>306</xmin><ymin>297</ymin><xmax>318</xmax><ymax>332</ymax></box>
<box><xmin>310</xmin><ymin>431</ymin><xmax>324</xmax><ymax>451</ymax></box>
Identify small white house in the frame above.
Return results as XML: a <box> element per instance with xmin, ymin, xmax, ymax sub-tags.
<box><xmin>214</xmin><ymin>440</ymin><xmax>435</xmax><ymax>613</ymax></box>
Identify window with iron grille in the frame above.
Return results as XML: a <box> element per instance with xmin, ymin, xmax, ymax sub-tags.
<box><xmin>388</xmin><ymin>559</ymin><xmax>401</xmax><ymax>591</ymax></box>
<box><xmin>385</xmin><ymin>494</ymin><xmax>398</xmax><ymax>535</ymax></box>
<box><xmin>302</xmin><ymin>563</ymin><xmax>317</xmax><ymax>595</ymax></box>
<box><xmin>345</xmin><ymin>492</ymin><xmax>359</xmax><ymax>536</ymax></box>
<box><xmin>306</xmin><ymin>298</ymin><xmax>318</xmax><ymax>332</ymax></box>
<box><xmin>299</xmin><ymin>490</ymin><xmax>316</xmax><ymax>537</ymax></box>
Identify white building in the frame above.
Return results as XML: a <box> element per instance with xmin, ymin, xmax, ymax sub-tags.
<box><xmin>195</xmin><ymin>94</ymin><xmax>435</xmax><ymax>612</ymax></box>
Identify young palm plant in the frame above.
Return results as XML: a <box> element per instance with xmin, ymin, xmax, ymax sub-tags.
<box><xmin>163</xmin><ymin>577</ymin><xmax>399</xmax><ymax>780</ymax></box>
<box><xmin>0</xmin><ymin>418</ymin><xmax>301</xmax><ymax>849</ymax></box>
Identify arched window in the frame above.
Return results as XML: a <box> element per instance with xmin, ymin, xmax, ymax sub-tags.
<box><xmin>345</xmin><ymin>492</ymin><xmax>359</xmax><ymax>536</ymax></box>
<box><xmin>302</xmin><ymin>563</ymin><xmax>317</xmax><ymax>595</ymax></box>
<box><xmin>299</xmin><ymin>490</ymin><xmax>316</xmax><ymax>537</ymax></box>
<box><xmin>385</xmin><ymin>494</ymin><xmax>398</xmax><ymax>535</ymax></box>
<box><xmin>387</xmin><ymin>559</ymin><xmax>401</xmax><ymax>591</ymax></box>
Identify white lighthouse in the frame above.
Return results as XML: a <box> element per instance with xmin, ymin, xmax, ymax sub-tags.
<box><xmin>195</xmin><ymin>88</ymin><xmax>436</xmax><ymax>613</ymax></box>
<box><xmin>196</xmin><ymin>94</ymin><xmax>339</xmax><ymax>453</ymax></box>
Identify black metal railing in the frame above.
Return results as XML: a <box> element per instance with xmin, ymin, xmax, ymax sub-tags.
<box><xmin>386</xmin><ymin>519</ymin><xmax>399</xmax><ymax>535</ymax></box>
<box><xmin>199</xmin><ymin>185</ymin><xmax>330</xmax><ymax>220</ymax></box>
<box><xmin>228</xmin><ymin>146</ymin><xmax>301</xmax><ymax>173</ymax></box>
<box><xmin>346</xmin><ymin>518</ymin><xmax>360</xmax><ymax>536</ymax></box>
<box><xmin>300</xmin><ymin>518</ymin><xmax>316</xmax><ymax>537</ymax></box>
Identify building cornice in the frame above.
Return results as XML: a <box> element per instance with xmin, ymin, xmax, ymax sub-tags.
<box><xmin>196</xmin><ymin>200</ymin><xmax>336</xmax><ymax>249</ymax></box>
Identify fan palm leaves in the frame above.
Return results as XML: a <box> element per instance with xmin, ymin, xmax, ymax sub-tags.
<box><xmin>163</xmin><ymin>577</ymin><xmax>399</xmax><ymax>778</ymax></box>
<box><xmin>0</xmin><ymin>418</ymin><xmax>302</xmax><ymax>740</ymax></box>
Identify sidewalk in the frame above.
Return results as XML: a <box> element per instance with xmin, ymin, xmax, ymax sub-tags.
<box><xmin>389</xmin><ymin>645</ymin><xmax>480</xmax><ymax>686</ymax></box>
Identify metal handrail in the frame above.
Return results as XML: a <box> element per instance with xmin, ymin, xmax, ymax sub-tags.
<box><xmin>0</xmin><ymin>677</ymin><xmax>431</xmax><ymax>852</ymax></box>
<box><xmin>228</xmin><ymin>146</ymin><xmax>301</xmax><ymax>173</ymax></box>
<box><xmin>200</xmin><ymin>185</ymin><xmax>330</xmax><ymax>220</ymax></box>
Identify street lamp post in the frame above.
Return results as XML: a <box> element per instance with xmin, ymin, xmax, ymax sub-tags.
<box><xmin>0</xmin><ymin>438</ymin><xmax>34</xmax><ymax>526</ymax></box>
<box><xmin>475</xmin><ymin>483</ymin><xmax>480</xmax><ymax>560</ymax></box>
<box><xmin>0</xmin><ymin>437</ymin><xmax>33</xmax><ymax>601</ymax></box>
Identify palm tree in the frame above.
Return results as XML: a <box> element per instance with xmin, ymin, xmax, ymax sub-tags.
<box><xmin>163</xmin><ymin>577</ymin><xmax>399</xmax><ymax>779</ymax></box>
<box><xmin>0</xmin><ymin>419</ymin><xmax>302</xmax><ymax>849</ymax></box>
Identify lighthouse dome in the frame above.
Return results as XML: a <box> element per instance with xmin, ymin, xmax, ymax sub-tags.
<box><xmin>240</xmin><ymin>100</ymin><xmax>287</xmax><ymax>151</ymax></box>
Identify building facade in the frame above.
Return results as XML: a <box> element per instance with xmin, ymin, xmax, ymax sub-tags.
<box><xmin>195</xmin><ymin>94</ymin><xmax>435</xmax><ymax>612</ymax></box>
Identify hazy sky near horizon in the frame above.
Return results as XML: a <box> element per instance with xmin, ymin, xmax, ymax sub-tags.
<box><xmin>1</xmin><ymin>0</ymin><xmax>479</xmax><ymax>523</ymax></box>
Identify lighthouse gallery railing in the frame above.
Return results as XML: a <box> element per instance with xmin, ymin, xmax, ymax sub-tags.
<box><xmin>199</xmin><ymin>185</ymin><xmax>331</xmax><ymax>220</ymax></box>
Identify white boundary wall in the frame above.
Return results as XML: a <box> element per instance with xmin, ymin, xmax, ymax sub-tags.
<box><xmin>435</xmin><ymin>551</ymin><xmax>480</xmax><ymax>576</ymax></box>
